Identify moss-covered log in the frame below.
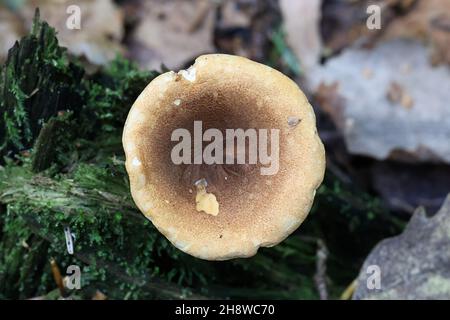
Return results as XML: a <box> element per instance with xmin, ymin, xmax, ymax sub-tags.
<box><xmin>0</xmin><ymin>10</ymin><xmax>84</xmax><ymax>159</ymax></box>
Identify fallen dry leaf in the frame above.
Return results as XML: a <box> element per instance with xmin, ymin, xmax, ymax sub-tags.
<box><xmin>213</xmin><ymin>0</ymin><xmax>280</xmax><ymax>62</ymax></box>
<box><xmin>279</xmin><ymin>0</ymin><xmax>322</xmax><ymax>72</ymax></box>
<box><xmin>321</xmin><ymin>0</ymin><xmax>418</xmax><ymax>54</ymax></box>
<box><xmin>219</xmin><ymin>0</ymin><xmax>251</xmax><ymax>29</ymax></box>
<box><xmin>92</xmin><ymin>290</ymin><xmax>107</xmax><ymax>300</ymax></box>
<box><xmin>21</xmin><ymin>0</ymin><xmax>124</xmax><ymax>65</ymax></box>
<box><xmin>380</xmin><ymin>0</ymin><xmax>450</xmax><ymax>65</ymax></box>
<box><xmin>314</xmin><ymin>81</ymin><xmax>346</xmax><ymax>131</ymax></box>
<box><xmin>131</xmin><ymin>0</ymin><xmax>215</xmax><ymax>70</ymax></box>
<box><xmin>310</xmin><ymin>39</ymin><xmax>450</xmax><ymax>164</ymax></box>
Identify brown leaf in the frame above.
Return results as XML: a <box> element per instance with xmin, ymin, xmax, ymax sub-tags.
<box><xmin>92</xmin><ymin>290</ymin><xmax>107</xmax><ymax>300</ymax></box>
<box><xmin>380</xmin><ymin>0</ymin><xmax>450</xmax><ymax>65</ymax></box>
<box><xmin>321</xmin><ymin>0</ymin><xmax>418</xmax><ymax>53</ymax></box>
<box><xmin>130</xmin><ymin>0</ymin><xmax>215</xmax><ymax>70</ymax></box>
<box><xmin>314</xmin><ymin>81</ymin><xmax>346</xmax><ymax>131</ymax></box>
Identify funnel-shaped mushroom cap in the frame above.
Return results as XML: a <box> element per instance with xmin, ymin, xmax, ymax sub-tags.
<box><xmin>123</xmin><ymin>54</ymin><xmax>325</xmax><ymax>260</ymax></box>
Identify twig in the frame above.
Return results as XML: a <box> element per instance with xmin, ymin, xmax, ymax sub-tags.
<box><xmin>340</xmin><ymin>279</ymin><xmax>357</xmax><ymax>300</ymax></box>
<box><xmin>313</xmin><ymin>239</ymin><xmax>328</xmax><ymax>300</ymax></box>
<box><xmin>50</xmin><ymin>258</ymin><xmax>66</xmax><ymax>298</ymax></box>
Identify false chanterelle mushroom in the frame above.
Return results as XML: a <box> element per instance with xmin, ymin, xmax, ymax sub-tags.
<box><xmin>123</xmin><ymin>54</ymin><xmax>325</xmax><ymax>260</ymax></box>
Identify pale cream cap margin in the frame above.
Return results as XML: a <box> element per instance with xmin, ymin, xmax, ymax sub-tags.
<box><xmin>122</xmin><ymin>54</ymin><xmax>326</xmax><ymax>260</ymax></box>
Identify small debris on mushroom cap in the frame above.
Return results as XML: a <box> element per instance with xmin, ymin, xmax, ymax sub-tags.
<box><xmin>173</xmin><ymin>99</ymin><xmax>182</xmax><ymax>107</ymax></box>
<box><xmin>195</xmin><ymin>187</ymin><xmax>219</xmax><ymax>216</ymax></box>
<box><xmin>193</xmin><ymin>178</ymin><xmax>220</xmax><ymax>216</ymax></box>
<box><xmin>288</xmin><ymin>116</ymin><xmax>301</xmax><ymax>128</ymax></box>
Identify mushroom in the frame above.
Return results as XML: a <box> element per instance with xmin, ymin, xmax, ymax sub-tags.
<box><xmin>122</xmin><ymin>54</ymin><xmax>325</xmax><ymax>260</ymax></box>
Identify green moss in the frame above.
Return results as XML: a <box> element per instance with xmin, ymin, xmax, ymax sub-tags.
<box><xmin>0</xmin><ymin>10</ymin><xmax>84</xmax><ymax>158</ymax></box>
<box><xmin>82</xmin><ymin>56</ymin><xmax>159</xmax><ymax>134</ymax></box>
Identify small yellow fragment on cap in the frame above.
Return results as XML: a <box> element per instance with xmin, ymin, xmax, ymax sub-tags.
<box><xmin>195</xmin><ymin>187</ymin><xmax>219</xmax><ymax>216</ymax></box>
